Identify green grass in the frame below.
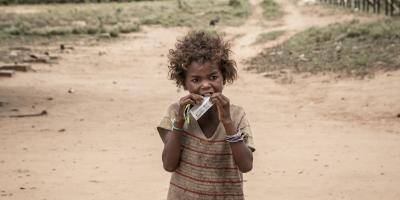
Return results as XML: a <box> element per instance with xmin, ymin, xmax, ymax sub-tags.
<box><xmin>138</xmin><ymin>0</ymin><xmax>250</xmax><ymax>27</ymax></box>
<box><xmin>0</xmin><ymin>0</ymin><xmax>159</xmax><ymax>5</ymax></box>
<box><xmin>261</xmin><ymin>0</ymin><xmax>284</xmax><ymax>20</ymax></box>
<box><xmin>0</xmin><ymin>0</ymin><xmax>250</xmax><ymax>45</ymax></box>
<box><xmin>253</xmin><ymin>30</ymin><xmax>285</xmax><ymax>44</ymax></box>
<box><xmin>0</xmin><ymin>2</ymin><xmax>142</xmax><ymax>43</ymax></box>
<box><xmin>247</xmin><ymin>19</ymin><xmax>400</xmax><ymax>78</ymax></box>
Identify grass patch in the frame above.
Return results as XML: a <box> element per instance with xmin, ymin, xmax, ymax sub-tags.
<box><xmin>253</xmin><ymin>30</ymin><xmax>285</xmax><ymax>44</ymax></box>
<box><xmin>0</xmin><ymin>0</ymin><xmax>250</xmax><ymax>45</ymax></box>
<box><xmin>247</xmin><ymin>19</ymin><xmax>400</xmax><ymax>78</ymax></box>
<box><xmin>0</xmin><ymin>0</ymin><xmax>158</xmax><ymax>5</ymax></box>
<box><xmin>138</xmin><ymin>0</ymin><xmax>250</xmax><ymax>27</ymax></box>
<box><xmin>261</xmin><ymin>0</ymin><xmax>284</xmax><ymax>20</ymax></box>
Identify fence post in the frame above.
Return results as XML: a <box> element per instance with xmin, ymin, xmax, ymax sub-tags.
<box><xmin>377</xmin><ymin>0</ymin><xmax>380</xmax><ymax>13</ymax></box>
<box><xmin>385</xmin><ymin>0</ymin><xmax>389</xmax><ymax>15</ymax></box>
<box><xmin>390</xmin><ymin>0</ymin><xmax>394</xmax><ymax>15</ymax></box>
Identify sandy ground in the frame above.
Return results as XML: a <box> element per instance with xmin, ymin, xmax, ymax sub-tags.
<box><xmin>1</xmin><ymin>0</ymin><xmax>400</xmax><ymax>199</ymax></box>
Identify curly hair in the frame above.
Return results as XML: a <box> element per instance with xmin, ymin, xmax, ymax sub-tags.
<box><xmin>167</xmin><ymin>30</ymin><xmax>237</xmax><ymax>88</ymax></box>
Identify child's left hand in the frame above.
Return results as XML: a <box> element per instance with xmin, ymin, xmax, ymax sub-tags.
<box><xmin>210</xmin><ymin>93</ymin><xmax>232</xmax><ymax>125</ymax></box>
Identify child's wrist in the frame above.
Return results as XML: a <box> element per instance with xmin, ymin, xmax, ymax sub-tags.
<box><xmin>173</xmin><ymin>117</ymin><xmax>185</xmax><ymax>129</ymax></box>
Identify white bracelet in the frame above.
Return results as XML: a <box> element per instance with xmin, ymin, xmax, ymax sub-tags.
<box><xmin>226</xmin><ymin>129</ymin><xmax>244</xmax><ymax>143</ymax></box>
<box><xmin>171</xmin><ymin>118</ymin><xmax>184</xmax><ymax>132</ymax></box>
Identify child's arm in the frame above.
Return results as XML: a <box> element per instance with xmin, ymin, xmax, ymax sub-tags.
<box><xmin>211</xmin><ymin>93</ymin><xmax>253</xmax><ymax>173</ymax></box>
<box><xmin>162</xmin><ymin>94</ymin><xmax>203</xmax><ymax>172</ymax></box>
<box><xmin>162</xmin><ymin>120</ymin><xmax>184</xmax><ymax>172</ymax></box>
<box><xmin>223</xmin><ymin>121</ymin><xmax>253</xmax><ymax>173</ymax></box>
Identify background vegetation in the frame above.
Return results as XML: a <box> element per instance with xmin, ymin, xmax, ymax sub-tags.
<box><xmin>0</xmin><ymin>0</ymin><xmax>159</xmax><ymax>5</ymax></box>
<box><xmin>254</xmin><ymin>30</ymin><xmax>285</xmax><ymax>44</ymax></box>
<box><xmin>0</xmin><ymin>0</ymin><xmax>250</xmax><ymax>45</ymax></box>
<box><xmin>247</xmin><ymin>19</ymin><xmax>400</xmax><ymax>78</ymax></box>
<box><xmin>261</xmin><ymin>0</ymin><xmax>284</xmax><ymax>20</ymax></box>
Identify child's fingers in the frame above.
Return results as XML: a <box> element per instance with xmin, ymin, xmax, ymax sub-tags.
<box><xmin>211</xmin><ymin>93</ymin><xmax>229</xmax><ymax>107</ymax></box>
<box><xmin>211</xmin><ymin>98</ymin><xmax>226</xmax><ymax>119</ymax></box>
<box><xmin>189</xmin><ymin>93</ymin><xmax>204</xmax><ymax>104</ymax></box>
<box><xmin>215</xmin><ymin>95</ymin><xmax>229</xmax><ymax>106</ymax></box>
<box><xmin>181</xmin><ymin>98</ymin><xmax>194</xmax><ymax>107</ymax></box>
<box><xmin>180</xmin><ymin>94</ymin><xmax>198</xmax><ymax>104</ymax></box>
<box><xmin>210</xmin><ymin>93</ymin><xmax>219</xmax><ymax>103</ymax></box>
<box><xmin>211</xmin><ymin>97</ymin><xmax>223</xmax><ymax>109</ymax></box>
<box><xmin>219</xmin><ymin>94</ymin><xmax>230</xmax><ymax>104</ymax></box>
<box><xmin>179</xmin><ymin>95</ymin><xmax>194</xmax><ymax>108</ymax></box>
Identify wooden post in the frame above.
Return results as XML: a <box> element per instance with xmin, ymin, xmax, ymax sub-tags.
<box><xmin>377</xmin><ymin>0</ymin><xmax>381</xmax><ymax>13</ymax></box>
<box><xmin>362</xmin><ymin>0</ymin><xmax>367</xmax><ymax>11</ymax></box>
<box><xmin>390</xmin><ymin>0</ymin><xmax>394</xmax><ymax>15</ymax></box>
<box><xmin>0</xmin><ymin>64</ymin><xmax>32</xmax><ymax>72</ymax></box>
<box><xmin>347</xmin><ymin>0</ymin><xmax>352</xmax><ymax>8</ymax></box>
<box><xmin>0</xmin><ymin>70</ymin><xmax>15</xmax><ymax>77</ymax></box>
<box><xmin>385</xmin><ymin>0</ymin><xmax>389</xmax><ymax>15</ymax></box>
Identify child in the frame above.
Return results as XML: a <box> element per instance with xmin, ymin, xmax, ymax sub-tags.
<box><xmin>157</xmin><ymin>30</ymin><xmax>255</xmax><ymax>200</ymax></box>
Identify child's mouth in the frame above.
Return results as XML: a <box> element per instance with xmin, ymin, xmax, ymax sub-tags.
<box><xmin>201</xmin><ymin>92</ymin><xmax>213</xmax><ymax>97</ymax></box>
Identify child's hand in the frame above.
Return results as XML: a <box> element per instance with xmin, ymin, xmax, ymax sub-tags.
<box><xmin>176</xmin><ymin>93</ymin><xmax>203</xmax><ymax>126</ymax></box>
<box><xmin>210</xmin><ymin>93</ymin><xmax>232</xmax><ymax>125</ymax></box>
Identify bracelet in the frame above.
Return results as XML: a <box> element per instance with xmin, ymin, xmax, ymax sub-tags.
<box><xmin>184</xmin><ymin>104</ymin><xmax>191</xmax><ymax>125</ymax></box>
<box><xmin>225</xmin><ymin>129</ymin><xmax>244</xmax><ymax>143</ymax></box>
<box><xmin>171</xmin><ymin>118</ymin><xmax>184</xmax><ymax>132</ymax></box>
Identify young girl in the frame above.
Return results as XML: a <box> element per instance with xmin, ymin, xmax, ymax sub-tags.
<box><xmin>157</xmin><ymin>30</ymin><xmax>255</xmax><ymax>200</ymax></box>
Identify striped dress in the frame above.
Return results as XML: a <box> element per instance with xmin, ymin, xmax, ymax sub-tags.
<box><xmin>157</xmin><ymin>103</ymin><xmax>255</xmax><ymax>200</ymax></box>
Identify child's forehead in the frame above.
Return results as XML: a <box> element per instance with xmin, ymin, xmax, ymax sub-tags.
<box><xmin>186</xmin><ymin>61</ymin><xmax>221</xmax><ymax>74</ymax></box>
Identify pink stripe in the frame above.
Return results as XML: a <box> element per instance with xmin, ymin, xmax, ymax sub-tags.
<box><xmin>181</xmin><ymin>160</ymin><xmax>238</xmax><ymax>170</ymax></box>
<box><xmin>170</xmin><ymin>182</ymin><xmax>244</xmax><ymax>197</ymax></box>
<box><xmin>175</xmin><ymin>170</ymin><xmax>242</xmax><ymax>184</ymax></box>
<box><xmin>182</xmin><ymin>145</ymin><xmax>232</xmax><ymax>156</ymax></box>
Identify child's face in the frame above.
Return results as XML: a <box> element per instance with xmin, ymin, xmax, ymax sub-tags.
<box><xmin>184</xmin><ymin>61</ymin><xmax>224</xmax><ymax>96</ymax></box>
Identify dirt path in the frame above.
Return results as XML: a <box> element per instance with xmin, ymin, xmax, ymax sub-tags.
<box><xmin>1</xmin><ymin>1</ymin><xmax>400</xmax><ymax>200</ymax></box>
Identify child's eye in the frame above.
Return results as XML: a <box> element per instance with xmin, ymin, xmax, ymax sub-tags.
<box><xmin>192</xmin><ymin>79</ymin><xmax>199</xmax><ymax>83</ymax></box>
<box><xmin>210</xmin><ymin>75</ymin><xmax>218</xmax><ymax>80</ymax></box>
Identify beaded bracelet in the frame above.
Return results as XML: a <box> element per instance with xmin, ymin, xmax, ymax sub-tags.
<box><xmin>226</xmin><ymin>129</ymin><xmax>244</xmax><ymax>143</ymax></box>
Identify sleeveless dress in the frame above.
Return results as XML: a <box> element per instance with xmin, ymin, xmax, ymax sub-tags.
<box><xmin>157</xmin><ymin>103</ymin><xmax>255</xmax><ymax>200</ymax></box>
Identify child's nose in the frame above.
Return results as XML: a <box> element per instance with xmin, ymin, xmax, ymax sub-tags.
<box><xmin>201</xmin><ymin>80</ymin><xmax>211</xmax><ymax>88</ymax></box>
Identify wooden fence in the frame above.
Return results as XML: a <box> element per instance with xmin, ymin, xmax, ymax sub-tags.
<box><xmin>320</xmin><ymin>0</ymin><xmax>400</xmax><ymax>16</ymax></box>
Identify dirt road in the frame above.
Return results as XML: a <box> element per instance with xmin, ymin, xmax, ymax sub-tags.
<box><xmin>1</xmin><ymin>0</ymin><xmax>399</xmax><ymax>199</ymax></box>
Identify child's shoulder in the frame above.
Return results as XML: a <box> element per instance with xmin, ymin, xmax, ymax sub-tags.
<box><xmin>160</xmin><ymin>102</ymin><xmax>179</xmax><ymax>119</ymax></box>
<box><xmin>230</xmin><ymin>104</ymin><xmax>245</xmax><ymax>111</ymax></box>
<box><xmin>165</xmin><ymin>102</ymin><xmax>179</xmax><ymax>112</ymax></box>
<box><xmin>230</xmin><ymin>104</ymin><xmax>247</xmax><ymax>119</ymax></box>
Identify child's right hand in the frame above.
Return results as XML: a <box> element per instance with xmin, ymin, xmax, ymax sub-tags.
<box><xmin>176</xmin><ymin>93</ymin><xmax>203</xmax><ymax>126</ymax></box>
